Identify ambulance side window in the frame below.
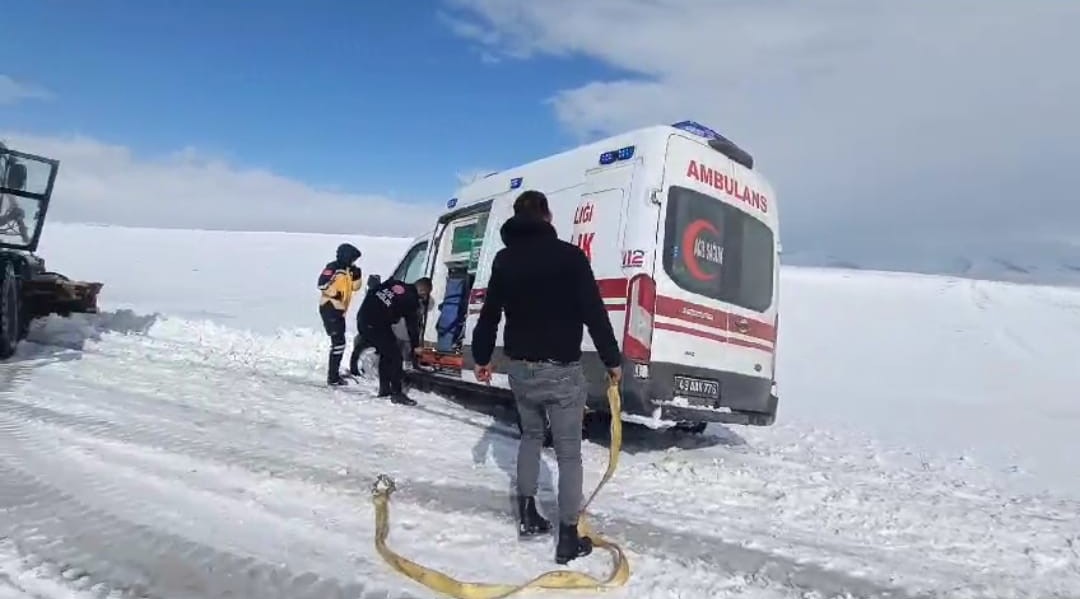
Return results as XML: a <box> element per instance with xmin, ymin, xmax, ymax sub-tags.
<box><xmin>392</xmin><ymin>241</ymin><xmax>429</xmax><ymax>283</ymax></box>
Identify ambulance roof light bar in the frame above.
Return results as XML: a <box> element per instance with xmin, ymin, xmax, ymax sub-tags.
<box><xmin>671</xmin><ymin>120</ymin><xmax>754</xmax><ymax>170</ymax></box>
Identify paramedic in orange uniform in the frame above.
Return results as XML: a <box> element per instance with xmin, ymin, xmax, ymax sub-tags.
<box><xmin>317</xmin><ymin>243</ymin><xmax>363</xmax><ymax>386</ymax></box>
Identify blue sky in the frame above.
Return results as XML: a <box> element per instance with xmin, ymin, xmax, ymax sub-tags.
<box><xmin>2</xmin><ymin>0</ymin><xmax>615</xmax><ymax>202</ymax></box>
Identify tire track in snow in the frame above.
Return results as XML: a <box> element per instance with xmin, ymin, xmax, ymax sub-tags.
<box><xmin>10</xmin><ymin>315</ymin><xmax>943</xmax><ymax>597</ymax></box>
<box><xmin>0</xmin><ymin>416</ymin><xmax>426</xmax><ymax>599</ymax></box>
<box><xmin>17</xmin><ymin>327</ymin><xmax>513</xmax><ymax>453</ymax></box>
<box><xmin>0</xmin><ymin>396</ymin><xmax>925</xmax><ymax>599</ymax></box>
<box><xmin>19</xmin><ymin>341</ymin><xmax>1050</xmax><ymax>598</ymax></box>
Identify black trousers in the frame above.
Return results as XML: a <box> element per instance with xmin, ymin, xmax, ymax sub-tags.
<box><xmin>362</xmin><ymin>320</ymin><xmax>402</xmax><ymax>395</ymax></box>
<box><xmin>349</xmin><ymin>332</ymin><xmax>371</xmax><ymax>373</ymax></box>
<box><xmin>319</xmin><ymin>304</ymin><xmax>347</xmax><ymax>380</ymax></box>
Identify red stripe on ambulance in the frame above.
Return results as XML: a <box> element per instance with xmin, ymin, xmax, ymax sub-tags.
<box><xmin>654</xmin><ymin>295</ymin><xmax>776</xmax><ymax>343</ymax></box>
<box><xmin>654</xmin><ymin>322</ymin><xmax>773</xmax><ymax>353</ymax></box>
<box><xmin>469</xmin><ymin>278</ymin><xmax>773</xmax><ymax>345</ymax></box>
<box><xmin>468</xmin><ymin>278</ymin><xmax>627</xmax><ymax>315</ymax></box>
<box><xmin>597</xmin><ymin>278</ymin><xmax>629</xmax><ymax>300</ymax></box>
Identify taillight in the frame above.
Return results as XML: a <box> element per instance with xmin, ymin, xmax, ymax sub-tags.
<box><xmin>770</xmin><ymin>312</ymin><xmax>779</xmax><ymax>379</ymax></box>
<box><xmin>623</xmin><ymin>273</ymin><xmax>656</xmax><ymax>363</ymax></box>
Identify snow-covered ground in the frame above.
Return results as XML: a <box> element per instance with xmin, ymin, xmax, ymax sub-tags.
<box><xmin>1</xmin><ymin>222</ymin><xmax>1078</xmax><ymax>598</ymax></box>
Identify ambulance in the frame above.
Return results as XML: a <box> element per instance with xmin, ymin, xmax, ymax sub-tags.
<box><xmin>386</xmin><ymin>121</ymin><xmax>781</xmax><ymax>431</ymax></box>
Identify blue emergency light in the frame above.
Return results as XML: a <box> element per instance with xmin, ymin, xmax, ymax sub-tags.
<box><xmin>672</xmin><ymin>120</ymin><xmax>721</xmax><ymax>140</ymax></box>
<box><xmin>510</xmin><ymin>177</ymin><xmax>523</xmax><ymax>189</ymax></box>
<box><xmin>447</xmin><ymin>197</ymin><xmax>458</xmax><ymax>209</ymax></box>
<box><xmin>672</xmin><ymin>120</ymin><xmax>754</xmax><ymax>170</ymax></box>
<box><xmin>599</xmin><ymin>145</ymin><xmax>635</xmax><ymax>165</ymax></box>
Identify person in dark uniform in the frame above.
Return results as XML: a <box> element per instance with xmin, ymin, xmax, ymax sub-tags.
<box><xmin>357</xmin><ymin>276</ymin><xmax>432</xmax><ymax>405</ymax></box>
<box><xmin>317</xmin><ymin>243</ymin><xmax>363</xmax><ymax>386</ymax></box>
<box><xmin>348</xmin><ymin>273</ymin><xmax>382</xmax><ymax>376</ymax></box>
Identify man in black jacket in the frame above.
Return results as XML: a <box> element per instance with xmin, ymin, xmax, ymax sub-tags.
<box><xmin>471</xmin><ymin>189</ymin><xmax>622</xmax><ymax>565</ymax></box>
<box><xmin>357</xmin><ymin>276</ymin><xmax>432</xmax><ymax>406</ymax></box>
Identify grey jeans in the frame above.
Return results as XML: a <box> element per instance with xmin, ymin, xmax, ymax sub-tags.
<box><xmin>506</xmin><ymin>359</ymin><xmax>587</xmax><ymax>526</ymax></box>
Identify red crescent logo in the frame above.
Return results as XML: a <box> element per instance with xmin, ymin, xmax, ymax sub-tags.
<box><xmin>681</xmin><ymin>219</ymin><xmax>720</xmax><ymax>281</ymax></box>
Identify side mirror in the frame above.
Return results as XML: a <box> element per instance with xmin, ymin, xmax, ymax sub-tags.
<box><xmin>3</xmin><ymin>162</ymin><xmax>27</xmax><ymax>190</ymax></box>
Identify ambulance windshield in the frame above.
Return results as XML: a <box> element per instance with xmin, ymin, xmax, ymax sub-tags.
<box><xmin>661</xmin><ymin>186</ymin><xmax>774</xmax><ymax>312</ymax></box>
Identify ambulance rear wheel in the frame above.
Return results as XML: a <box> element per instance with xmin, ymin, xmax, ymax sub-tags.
<box><xmin>512</xmin><ymin>408</ymin><xmax>555</xmax><ymax>448</ymax></box>
<box><xmin>675</xmin><ymin>422</ymin><xmax>707</xmax><ymax>435</ymax></box>
<box><xmin>581</xmin><ymin>411</ymin><xmax>609</xmax><ymax>440</ymax></box>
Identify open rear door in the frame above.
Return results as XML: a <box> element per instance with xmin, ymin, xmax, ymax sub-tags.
<box><xmin>463</xmin><ymin>192</ymin><xmax>514</xmax><ymax>350</ymax></box>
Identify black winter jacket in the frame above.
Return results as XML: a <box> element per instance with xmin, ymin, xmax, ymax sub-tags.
<box><xmin>471</xmin><ymin>215</ymin><xmax>621</xmax><ymax>368</ymax></box>
<box><xmin>359</xmin><ymin>278</ymin><xmax>423</xmax><ymax>348</ymax></box>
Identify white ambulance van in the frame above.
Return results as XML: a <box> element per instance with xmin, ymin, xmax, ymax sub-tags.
<box><xmin>386</xmin><ymin>121</ymin><xmax>781</xmax><ymax>430</ymax></box>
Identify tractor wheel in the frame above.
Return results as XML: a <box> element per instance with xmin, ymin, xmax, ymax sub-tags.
<box><xmin>0</xmin><ymin>261</ymin><xmax>22</xmax><ymax>360</ymax></box>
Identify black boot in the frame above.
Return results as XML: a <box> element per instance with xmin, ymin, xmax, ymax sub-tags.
<box><xmin>516</xmin><ymin>496</ymin><xmax>551</xmax><ymax>539</ymax></box>
<box><xmin>389</xmin><ymin>391</ymin><xmax>417</xmax><ymax>406</ymax></box>
<box><xmin>555</xmin><ymin>523</ymin><xmax>592</xmax><ymax>565</ymax></box>
<box><xmin>348</xmin><ymin>349</ymin><xmax>361</xmax><ymax>377</ymax></box>
<box><xmin>376</xmin><ymin>375</ymin><xmax>391</xmax><ymax>397</ymax></box>
<box><xmin>327</xmin><ymin>351</ymin><xmax>347</xmax><ymax>386</ymax></box>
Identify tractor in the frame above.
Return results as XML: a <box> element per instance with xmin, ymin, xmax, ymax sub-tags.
<box><xmin>0</xmin><ymin>140</ymin><xmax>103</xmax><ymax>359</ymax></box>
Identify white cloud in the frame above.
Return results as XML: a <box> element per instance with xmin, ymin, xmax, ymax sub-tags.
<box><xmin>444</xmin><ymin>0</ymin><xmax>1080</xmax><ymax>272</ymax></box>
<box><xmin>0</xmin><ymin>75</ymin><xmax>53</xmax><ymax>105</ymax></box>
<box><xmin>1</xmin><ymin>131</ymin><xmax>438</xmax><ymax>238</ymax></box>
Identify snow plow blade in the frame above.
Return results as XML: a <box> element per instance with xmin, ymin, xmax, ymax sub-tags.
<box><xmin>21</xmin><ymin>272</ymin><xmax>103</xmax><ymax>318</ymax></box>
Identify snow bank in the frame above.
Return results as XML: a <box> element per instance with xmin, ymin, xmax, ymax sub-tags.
<box><xmin>35</xmin><ymin>222</ymin><xmax>414</xmax><ymax>333</ymax></box>
<box><xmin>23</xmin><ymin>309</ymin><xmax>159</xmax><ymax>351</ymax></box>
<box><xmin>776</xmin><ymin>267</ymin><xmax>1080</xmax><ymax>497</ymax></box>
<box><xmin>28</xmin><ymin>222</ymin><xmax>1080</xmax><ymax>498</ymax></box>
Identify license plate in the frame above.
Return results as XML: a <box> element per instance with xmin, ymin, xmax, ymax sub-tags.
<box><xmin>673</xmin><ymin>375</ymin><xmax>720</xmax><ymax>399</ymax></box>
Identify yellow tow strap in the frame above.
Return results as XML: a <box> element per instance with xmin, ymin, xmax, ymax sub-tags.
<box><xmin>370</xmin><ymin>383</ymin><xmax>630</xmax><ymax>598</ymax></box>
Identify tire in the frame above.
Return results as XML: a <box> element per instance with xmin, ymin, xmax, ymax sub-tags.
<box><xmin>0</xmin><ymin>261</ymin><xmax>22</xmax><ymax>360</ymax></box>
<box><xmin>675</xmin><ymin>422</ymin><xmax>708</xmax><ymax>435</ymax></box>
<box><xmin>512</xmin><ymin>408</ymin><xmax>555</xmax><ymax>448</ymax></box>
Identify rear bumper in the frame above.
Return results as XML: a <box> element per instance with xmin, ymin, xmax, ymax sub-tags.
<box><xmin>447</xmin><ymin>347</ymin><xmax>778</xmax><ymax>427</ymax></box>
<box><xmin>649</xmin><ymin>391</ymin><xmax>778</xmax><ymax>426</ymax></box>
<box><xmin>611</xmin><ymin>356</ymin><xmax>778</xmax><ymax>427</ymax></box>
